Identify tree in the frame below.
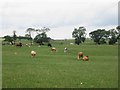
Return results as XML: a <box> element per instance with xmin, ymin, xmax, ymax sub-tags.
<box><xmin>72</xmin><ymin>27</ymin><xmax>86</xmax><ymax>45</ymax></box>
<box><xmin>116</xmin><ymin>26</ymin><xmax>120</xmax><ymax>44</ymax></box>
<box><xmin>40</xmin><ymin>27</ymin><xmax>50</xmax><ymax>33</ymax></box>
<box><xmin>26</xmin><ymin>28</ymin><xmax>35</xmax><ymax>37</ymax></box>
<box><xmin>4</xmin><ymin>35</ymin><xmax>14</xmax><ymax>45</ymax></box>
<box><xmin>116</xmin><ymin>26</ymin><xmax>120</xmax><ymax>40</ymax></box>
<box><xmin>89</xmin><ymin>28</ymin><xmax>119</xmax><ymax>45</ymax></box>
<box><xmin>34</xmin><ymin>27</ymin><xmax>51</xmax><ymax>45</ymax></box>
<box><xmin>25</xmin><ymin>34</ymin><xmax>31</xmax><ymax>38</ymax></box>
<box><xmin>108</xmin><ymin>29</ymin><xmax>118</xmax><ymax>45</ymax></box>
<box><xmin>25</xmin><ymin>34</ymin><xmax>32</xmax><ymax>40</ymax></box>
<box><xmin>13</xmin><ymin>30</ymin><xmax>17</xmax><ymax>44</ymax></box>
<box><xmin>26</xmin><ymin>28</ymin><xmax>35</xmax><ymax>45</ymax></box>
<box><xmin>34</xmin><ymin>33</ymin><xmax>51</xmax><ymax>45</ymax></box>
<box><xmin>35</xmin><ymin>27</ymin><xmax>50</xmax><ymax>34</ymax></box>
<box><xmin>89</xmin><ymin>29</ymin><xmax>108</xmax><ymax>44</ymax></box>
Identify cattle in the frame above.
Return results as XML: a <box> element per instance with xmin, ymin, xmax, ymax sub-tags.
<box><xmin>48</xmin><ymin>43</ymin><xmax>52</xmax><ymax>47</ymax></box>
<box><xmin>51</xmin><ymin>47</ymin><xmax>56</xmax><ymax>52</ymax></box>
<box><xmin>31</xmin><ymin>50</ymin><xmax>36</xmax><ymax>57</ymax></box>
<box><xmin>83</xmin><ymin>56</ymin><xmax>89</xmax><ymax>61</ymax></box>
<box><xmin>16</xmin><ymin>42</ymin><xmax>22</xmax><ymax>47</ymax></box>
<box><xmin>64</xmin><ymin>47</ymin><xmax>67</xmax><ymax>53</ymax></box>
<box><xmin>77</xmin><ymin>52</ymin><xmax>83</xmax><ymax>60</ymax></box>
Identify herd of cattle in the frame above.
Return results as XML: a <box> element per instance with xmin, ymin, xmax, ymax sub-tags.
<box><xmin>15</xmin><ymin>42</ymin><xmax>89</xmax><ymax>61</ymax></box>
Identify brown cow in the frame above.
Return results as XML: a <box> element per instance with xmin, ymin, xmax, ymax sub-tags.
<box><xmin>77</xmin><ymin>52</ymin><xmax>83</xmax><ymax>60</ymax></box>
<box><xmin>83</xmin><ymin>56</ymin><xmax>89</xmax><ymax>61</ymax></box>
<box><xmin>16</xmin><ymin>42</ymin><xmax>22</xmax><ymax>47</ymax></box>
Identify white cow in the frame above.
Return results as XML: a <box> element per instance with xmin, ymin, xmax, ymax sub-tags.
<box><xmin>64</xmin><ymin>47</ymin><xmax>67</xmax><ymax>53</ymax></box>
<box><xmin>31</xmin><ymin>50</ymin><xmax>36</xmax><ymax>57</ymax></box>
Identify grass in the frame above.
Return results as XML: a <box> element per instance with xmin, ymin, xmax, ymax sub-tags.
<box><xmin>2</xmin><ymin>43</ymin><xmax>118</xmax><ymax>88</ymax></box>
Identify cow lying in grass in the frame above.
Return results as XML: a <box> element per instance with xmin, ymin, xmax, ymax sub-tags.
<box><xmin>77</xmin><ymin>52</ymin><xmax>83</xmax><ymax>60</ymax></box>
<box><xmin>51</xmin><ymin>47</ymin><xmax>56</xmax><ymax>52</ymax></box>
<box><xmin>83</xmin><ymin>56</ymin><xmax>89</xmax><ymax>61</ymax></box>
<box><xmin>31</xmin><ymin>51</ymin><xmax>36</xmax><ymax>57</ymax></box>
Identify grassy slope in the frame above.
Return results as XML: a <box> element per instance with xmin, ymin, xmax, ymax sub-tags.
<box><xmin>2</xmin><ymin>43</ymin><xmax>118</xmax><ymax>88</ymax></box>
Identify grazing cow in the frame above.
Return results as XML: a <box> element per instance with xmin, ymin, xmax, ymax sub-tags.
<box><xmin>77</xmin><ymin>52</ymin><xmax>83</xmax><ymax>60</ymax></box>
<box><xmin>16</xmin><ymin>42</ymin><xmax>22</xmax><ymax>47</ymax></box>
<box><xmin>31</xmin><ymin>51</ymin><xmax>36</xmax><ymax>57</ymax></box>
<box><xmin>83</xmin><ymin>56</ymin><xmax>89</xmax><ymax>61</ymax></box>
<box><xmin>48</xmin><ymin>43</ymin><xmax>52</xmax><ymax>47</ymax></box>
<box><xmin>51</xmin><ymin>47</ymin><xmax>56</xmax><ymax>52</ymax></box>
<box><xmin>64</xmin><ymin>47</ymin><xmax>67</xmax><ymax>53</ymax></box>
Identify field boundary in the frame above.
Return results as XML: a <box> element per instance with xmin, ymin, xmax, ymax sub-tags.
<box><xmin>0</xmin><ymin>39</ymin><xmax>2</xmax><ymax>89</ymax></box>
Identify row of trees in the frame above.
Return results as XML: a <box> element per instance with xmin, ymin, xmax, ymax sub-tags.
<box><xmin>3</xmin><ymin>27</ymin><xmax>51</xmax><ymax>45</ymax></box>
<box><xmin>72</xmin><ymin>26</ymin><xmax>120</xmax><ymax>45</ymax></box>
<box><xmin>3</xmin><ymin>26</ymin><xmax>120</xmax><ymax>45</ymax></box>
<box><xmin>26</xmin><ymin>27</ymin><xmax>51</xmax><ymax>45</ymax></box>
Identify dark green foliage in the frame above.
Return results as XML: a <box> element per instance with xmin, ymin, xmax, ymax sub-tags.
<box><xmin>17</xmin><ymin>36</ymin><xmax>32</xmax><ymax>41</ymax></box>
<box><xmin>108</xmin><ymin>37</ymin><xmax>117</xmax><ymax>45</ymax></box>
<box><xmin>108</xmin><ymin>29</ymin><xmax>118</xmax><ymax>45</ymax></box>
<box><xmin>30</xmin><ymin>27</ymin><xmax>51</xmax><ymax>45</ymax></box>
<box><xmin>34</xmin><ymin>33</ymin><xmax>51</xmax><ymax>45</ymax></box>
<box><xmin>116</xmin><ymin>26</ymin><xmax>120</xmax><ymax>40</ymax></box>
<box><xmin>26</xmin><ymin>28</ymin><xmax>35</xmax><ymax>45</ymax></box>
<box><xmin>75</xmin><ymin>38</ymin><xmax>81</xmax><ymax>45</ymax></box>
<box><xmin>89</xmin><ymin>28</ymin><xmax>119</xmax><ymax>45</ymax></box>
<box><xmin>3</xmin><ymin>35</ymin><xmax>14</xmax><ymax>44</ymax></box>
<box><xmin>89</xmin><ymin>29</ymin><xmax>108</xmax><ymax>45</ymax></box>
<box><xmin>99</xmin><ymin>38</ymin><xmax>107</xmax><ymax>44</ymax></box>
<box><xmin>3</xmin><ymin>35</ymin><xmax>32</xmax><ymax>44</ymax></box>
<box><xmin>72</xmin><ymin>27</ymin><xmax>86</xmax><ymax>45</ymax></box>
<box><xmin>26</xmin><ymin>28</ymin><xmax>35</xmax><ymax>38</ymax></box>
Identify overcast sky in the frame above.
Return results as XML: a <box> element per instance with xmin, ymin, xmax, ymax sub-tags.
<box><xmin>0</xmin><ymin>0</ymin><xmax>119</xmax><ymax>39</ymax></box>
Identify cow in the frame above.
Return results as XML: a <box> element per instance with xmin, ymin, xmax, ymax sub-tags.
<box><xmin>48</xmin><ymin>43</ymin><xmax>52</xmax><ymax>47</ymax></box>
<box><xmin>77</xmin><ymin>52</ymin><xmax>83</xmax><ymax>60</ymax></box>
<box><xmin>31</xmin><ymin>50</ymin><xmax>37</xmax><ymax>57</ymax></box>
<box><xmin>51</xmin><ymin>47</ymin><xmax>56</xmax><ymax>52</ymax></box>
<box><xmin>16</xmin><ymin>42</ymin><xmax>22</xmax><ymax>47</ymax></box>
<box><xmin>64</xmin><ymin>47</ymin><xmax>67</xmax><ymax>53</ymax></box>
<box><xmin>83</xmin><ymin>56</ymin><xmax>89</xmax><ymax>61</ymax></box>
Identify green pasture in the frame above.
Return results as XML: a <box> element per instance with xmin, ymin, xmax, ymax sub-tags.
<box><xmin>2</xmin><ymin>42</ymin><xmax>118</xmax><ymax>88</ymax></box>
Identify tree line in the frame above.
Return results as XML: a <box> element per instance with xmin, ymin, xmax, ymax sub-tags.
<box><xmin>3</xmin><ymin>26</ymin><xmax>120</xmax><ymax>45</ymax></box>
<box><xmin>72</xmin><ymin>26</ymin><xmax>120</xmax><ymax>45</ymax></box>
<box><xmin>3</xmin><ymin>27</ymin><xmax>51</xmax><ymax>45</ymax></box>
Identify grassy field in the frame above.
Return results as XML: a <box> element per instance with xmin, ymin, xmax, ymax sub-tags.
<box><xmin>2</xmin><ymin>41</ymin><xmax>118</xmax><ymax>88</ymax></box>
